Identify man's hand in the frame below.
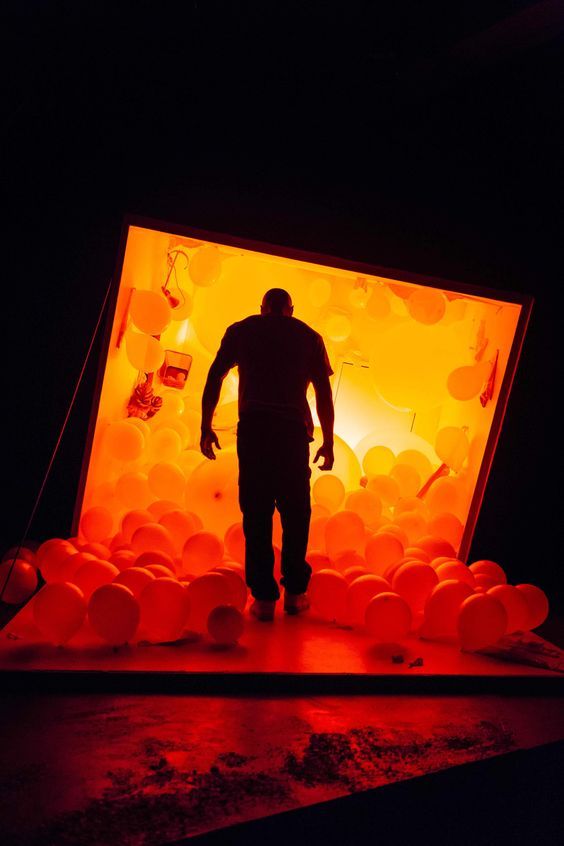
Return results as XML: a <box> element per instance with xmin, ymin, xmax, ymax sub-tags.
<box><xmin>200</xmin><ymin>428</ymin><xmax>221</xmax><ymax>460</ymax></box>
<box><xmin>313</xmin><ymin>441</ymin><xmax>334</xmax><ymax>471</ymax></box>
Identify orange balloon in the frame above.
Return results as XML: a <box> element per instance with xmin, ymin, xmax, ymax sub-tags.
<box><xmin>148</xmin><ymin>499</ymin><xmax>180</xmax><ymax>520</ymax></box>
<box><xmin>421</xmin><ymin>579</ymin><xmax>474</xmax><ymax>638</ymax></box>
<box><xmin>36</xmin><ymin>540</ymin><xmax>78</xmax><ymax>582</ymax></box>
<box><xmin>125</xmin><ymin>330</ymin><xmax>165</xmax><ymax>372</ymax></box>
<box><xmin>469</xmin><ymin>559</ymin><xmax>507</xmax><ymax>585</ymax></box>
<box><xmin>308</xmin><ymin>569</ymin><xmax>348</xmax><ymax>621</ymax></box>
<box><xmin>308</xmin><ymin>517</ymin><xmax>329</xmax><ymax>552</ymax></box>
<box><xmin>367</xmin><ymin>475</ymin><xmax>401</xmax><ymax>506</ymax></box>
<box><xmin>139</xmin><ymin>577</ymin><xmax>191</xmax><ymax>642</ymax></box>
<box><xmin>325</xmin><ymin>511</ymin><xmax>365</xmax><ymax>560</ymax></box>
<box><xmin>392</xmin><ymin>561</ymin><xmax>438</xmax><ymax>613</ymax></box>
<box><xmin>159</xmin><ymin>510</ymin><xmax>200</xmax><ymax>555</ymax></box>
<box><xmin>182</xmin><ymin>531</ymin><xmax>224</xmax><ymax>577</ymax></box>
<box><xmin>135</xmin><ymin>550</ymin><xmax>176</xmax><ymax>572</ymax></box>
<box><xmin>403</xmin><ymin>546</ymin><xmax>431</xmax><ymax>563</ymax></box>
<box><xmin>473</xmin><ymin>573</ymin><xmax>501</xmax><ymax>591</ymax></box>
<box><xmin>365</xmin><ymin>592</ymin><xmax>412</xmax><ymax>642</ymax></box>
<box><xmin>389</xmin><ymin>464</ymin><xmax>421</xmax><ymax>498</ymax></box>
<box><xmin>145</xmin><ymin>564</ymin><xmax>176</xmax><ymax>579</ymax></box>
<box><xmin>333</xmin><ymin>550</ymin><xmax>366</xmax><ymax>574</ymax></box>
<box><xmin>364</xmin><ymin>532</ymin><xmax>404</xmax><ymax>576</ymax></box>
<box><xmin>104</xmin><ymin>420</ymin><xmax>145</xmax><ymax>461</ymax></box>
<box><xmin>416</xmin><ymin>535</ymin><xmax>457</xmax><ymax>560</ymax></box>
<box><xmin>33</xmin><ymin>582</ymin><xmax>87</xmax><ymax>644</ymax></box>
<box><xmin>376</xmin><ymin>523</ymin><xmax>409</xmax><ymax>547</ymax></box>
<box><xmin>88</xmin><ymin>583</ymin><xmax>140</xmax><ymax>645</ymax></box>
<box><xmin>185</xmin><ymin>572</ymin><xmax>233</xmax><ymax>633</ymax></box>
<box><xmin>115</xmin><ymin>473</ymin><xmax>152</xmax><ymax>509</ymax></box>
<box><xmin>362</xmin><ymin>446</ymin><xmax>395</xmax><ymax>478</ymax></box>
<box><xmin>436</xmin><ymin>561</ymin><xmax>475</xmax><ymax>587</ymax></box>
<box><xmin>515</xmin><ymin>584</ymin><xmax>549</xmax><ymax>630</ymax></box>
<box><xmin>345</xmin><ymin>574</ymin><xmax>389</xmax><ymax>626</ymax></box>
<box><xmin>311</xmin><ymin>503</ymin><xmax>331</xmax><ymax>521</ymax></box>
<box><xmin>189</xmin><ymin>244</ymin><xmax>222</xmax><ymax>287</ymax></box>
<box><xmin>392</xmin><ymin>511</ymin><xmax>427</xmax><ymax>545</ymax></box>
<box><xmin>207</xmin><ymin>605</ymin><xmax>245</xmax><ymax>644</ymax></box>
<box><xmin>343</xmin><ymin>565</ymin><xmax>371</xmax><ymax>583</ymax></box>
<box><xmin>394</xmin><ymin>497</ymin><xmax>429</xmax><ymax>519</ymax></box>
<box><xmin>427</xmin><ymin>513</ymin><xmax>464</xmax><ymax>548</ymax></box>
<box><xmin>224</xmin><ymin>522</ymin><xmax>246</xmax><ymax>564</ymax></box>
<box><xmin>211</xmin><ymin>567</ymin><xmax>248</xmax><ymax>612</ymax></box>
<box><xmin>487</xmin><ymin>584</ymin><xmax>530</xmax><ymax>633</ymax></box>
<box><xmin>425</xmin><ymin>477</ymin><xmax>467</xmax><ymax>518</ymax></box>
<box><xmin>121</xmin><ymin>508</ymin><xmax>155</xmax><ymax>544</ymax></box>
<box><xmin>114</xmin><ymin>566</ymin><xmax>156</xmax><ymax>598</ymax></box>
<box><xmin>457</xmin><ymin>594</ymin><xmax>507</xmax><ymax>650</ymax></box>
<box><xmin>148</xmin><ymin>462</ymin><xmax>186</xmax><ymax>502</ymax></box>
<box><xmin>73</xmin><ymin>559</ymin><xmax>120</xmax><ymax>600</ymax></box>
<box><xmin>131</xmin><ymin>523</ymin><xmax>176</xmax><ymax>558</ymax></box>
<box><xmin>109</xmin><ymin>549</ymin><xmax>137</xmax><ymax>571</ymax></box>
<box><xmin>0</xmin><ymin>558</ymin><xmax>38</xmax><ymax>604</ymax></box>
<box><xmin>407</xmin><ymin>288</ymin><xmax>446</xmax><ymax>324</ymax></box>
<box><xmin>150</xmin><ymin>428</ymin><xmax>182</xmax><ymax>462</ymax></box>
<box><xmin>129</xmin><ymin>289</ymin><xmax>171</xmax><ymax>335</ymax></box>
<box><xmin>80</xmin><ymin>506</ymin><xmax>114</xmax><ymax>543</ymax></box>
<box><xmin>447</xmin><ymin>365</ymin><xmax>484</xmax><ymax>401</ymax></box>
<box><xmin>306</xmin><ymin>551</ymin><xmax>332</xmax><ymax>572</ymax></box>
<box><xmin>344</xmin><ymin>489</ymin><xmax>382</xmax><ymax>528</ymax></box>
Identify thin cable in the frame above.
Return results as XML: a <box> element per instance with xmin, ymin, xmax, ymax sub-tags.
<box><xmin>0</xmin><ymin>278</ymin><xmax>114</xmax><ymax>603</ymax></box>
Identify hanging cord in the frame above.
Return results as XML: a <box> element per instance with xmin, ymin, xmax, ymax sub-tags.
<box><xmin>0</xmin><ymin>277</ymin><xmax>114</xmax><ymax>603</ymax></box>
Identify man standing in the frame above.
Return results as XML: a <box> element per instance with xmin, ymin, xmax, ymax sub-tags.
<box><xmin>200</xmin><ymin>288</ymin><xmax>334</xmax><ymax>621</ymax></box>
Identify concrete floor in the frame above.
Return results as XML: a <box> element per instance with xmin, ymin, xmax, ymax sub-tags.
<box><xmin>1</xmin><ymin>691</ymin><xmax>564</xmax><ymax>845</ymax></box>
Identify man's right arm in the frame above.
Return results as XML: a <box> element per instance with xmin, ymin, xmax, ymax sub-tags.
<box><xmin>312</xmin><ymin>371</ymin><xmax>335</xmax><ymax>470</ymax></box>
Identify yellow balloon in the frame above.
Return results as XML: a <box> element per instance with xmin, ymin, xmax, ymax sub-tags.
<box><xmin>366</xmin><ymin>287</ymin><xmax>391</xmax><ymax>321</ymax></box>
<box><xmin>129</xmin><ymin>289</ymin><xmax>171</xmax><ymax>335</ymax></box>
<box><xmin>312</xmin><ymin>474</ymin><xmax>345</xmax><ymax>512</ymax></box>
<box><xmin>407</xmin><ymin>289</ymin><xmax>446</xmax><ymax>324</ymax></box>
<box><xmin>324</xmin><ymin>311</ymin><xmax>352</xmax><ymax>342</ymax></box>
<box><xmin>125</xmin><ymin>330</ymin><xmax>165</xmax><ymax>372</ymax></box>
<box><xmin>105</xmin><ymin>420</ymin><xmax>145</xmax><ymax>461</ymax></box>
<box><xmin>189</xmin><ymin>245</ymin><xmax>222</xmax><ymax>287</ymax></box>
<box><xmin>362</xmin><ymin>445</ymin><xmax>395</xmax><ymax>478</ymax></box>
<box><xmin>148</xmin><ymin>462</ymin><xmax>186</xmax><ymax>502</ymax></box>
<box><xmin>369</xmin><ymin>322</ymin><xmax>463</xmax><ymax>411</ymax></box>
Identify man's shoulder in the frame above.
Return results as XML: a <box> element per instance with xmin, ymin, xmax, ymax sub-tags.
<box><xmin>289</xmin><ymin>317</ymin><xmax>322</xmax><ymax>342</ymax></box>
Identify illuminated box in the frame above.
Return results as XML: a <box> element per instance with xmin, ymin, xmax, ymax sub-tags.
<box><xmin>75</xmin><ymin>215</ymin><xmax>532</xmax><ymax>571</ymax></box>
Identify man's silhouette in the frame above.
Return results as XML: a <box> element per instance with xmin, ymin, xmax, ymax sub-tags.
<box><xmin>200</xmin><ymin>288</ymin><xmax>335</xmax><ymax>621</ymax></box>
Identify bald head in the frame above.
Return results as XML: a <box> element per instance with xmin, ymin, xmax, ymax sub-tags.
<box><xmin>261</xmin><ymin>288</ymin><xmax>293</xmax><ymax>317</ymax></box>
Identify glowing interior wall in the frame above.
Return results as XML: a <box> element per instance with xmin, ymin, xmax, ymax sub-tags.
<box><xmin>76</xmin><ymin>223</ymin><xmax>524</xmax><ymax>562</ymax></box>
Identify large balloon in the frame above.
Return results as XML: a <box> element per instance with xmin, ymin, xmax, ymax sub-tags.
<box><xmin>138</xmin><ymin>578</ymin><xmax>190</xmax><ymax>642</ymax></box>
<box><xmin>80</xmin><ymin>506</ymin><xmax>114</xmax><ymax>544</ymax></box>
<box><xmin>88</xmin><ymin>583</ymin><xmax>140</xmax><ymax>645</ymax></box>
<box><xmin>125</xmin><ymin>330</ymin><xmax>165</xmax><ymax>372</ymax></box>
<box><xmin>33</xmin><ymin>582</ymin><xmax>86</xmax><ymax>644</ymax></box>
<box><xmin>392</xmin><ymin>561</ymin><xmax>438</xmax><ymax>614</ymax></box>
<box><xmin>189</xmin><ymin>245</ymin><xmax>222</xmax><ymax>287</ymax></box>
<box><xmin>364</xmin><ymin>532</ymin><xmax>404</xmax><ymax>576</ymax></box>
<box><xmin>364</xmin><ymin>592</ymin><xmax>412</xmax><ymax>642</ymax></box>
<box><xmin>312</xmin><ymin>474</ymin><xmax>345</xmax><ymax>512</ymax></box>
<box><xmin>131</xmin><ymin>523</ymin><xmax>176</xmax><ymax>558</ymax></box>
<box><xmin>516</xmin><ymin>584</ymin><xmax>549</xmax><ymax>630</ymax></box>
<box><xmin>421</xmin><ymin>580</ymin><xmax>473</xmax><ymax>638</ymax></box>
<box><xmin>73</xmin><ymin>559</ymin><xmax>119</xmax><ymax>600</ymax></box>
<box><xmin>0</xmin><ymin>558</ymin><xmax>38</xmax><ymax>604</ymax></box>
<box><xmin>211</xmin><ymin>567</ymin><xmax>248</xmax><ymax>611</ymax></box>
<box><xmin>182</xmin><ymin>531</ymin><xmax>224</xmax><ymax>577</ymax></box>
<box><xmin>115</xmin><ymin>566</ymin><xmax>156</xmax><ymax>598</ymax></box>
<box><xmin>104</xmin><ymin>420</ymin><xmax>145</xmax><ymax>462</ymax></box>
<box><xmin>487</xmin><ymin>584</ymin><xmax>530</xmax><ymax>633</ymax></box>
<box><xmin>308</xmin><ymin>569</ymin><xmax>348</xmax><ymax>621</ymax></box>
<box><xmin>457</xmin><ymin>593</ymin><xmax>507</xmax><ymax>650</ymax></box>
<box><xmin>185</xmin><ymin>453</ymin><xmax>241</xmax><ymax>536</ymax></box>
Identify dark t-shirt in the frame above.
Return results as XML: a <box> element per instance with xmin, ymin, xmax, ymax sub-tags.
<box><xmin>212</xmin><ymin>314</ymin><xmax>333</xmax><ymax>440</ymax></box>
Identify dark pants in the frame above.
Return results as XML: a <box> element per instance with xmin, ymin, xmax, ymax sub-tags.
<box><xmin>237</xmin><ymin>414</ymin><xmax>313</xmax><ymax>601</ymax></box>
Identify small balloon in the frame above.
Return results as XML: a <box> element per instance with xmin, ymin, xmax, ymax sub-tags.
<box><xmin>325</xmin><ymin>511</ymin><xmax>365</xmax><ymax>560</ymax></box>
<box><xmin>189</xmin><ymin>245</ymin><xmax>222</xmax><ymax>287</ymax></box>
<box><xmin>308</xmin><ymin>569</ymin><xmax>348</xmax><ymax>621</ymax></box>
<box><xmin>207</xmin><ymin>605</ymin><xmax>245</xmax><ymax>644</ymax></box>
<box><xmin>129</xmin><ymin>289</ymin><xmax>171</xmax><ymax>336</ymax></box>
<box><xmin>421</xmin><ymin>579</ymin><xmax>473</xmax><ymax>638</ymax></box>
<box><xmin>115</xmin><ymin>473</ymin><xmax>152</xmax><ymax>509</ymax></box>
<box><xmin>105</xmin><ymin>421</ymin><xmax>145</xmax><ymax>462</ymax></box>
<box><xmin>469</xmin><ymin>559</ymin><xmax>507</xmax><ymax>585</ymax></box>
<box><xmin>148</xmin><ymin>462</ymin><xmax>186</xmax><ymax>502</ymax></box>
<box><xmin>0</xmin><ymin>558</ymin><xmax>38</xmax><ymax>604</ymax></box>
<box><xmin>364</xmin><ymin>532</ymin><xmax>404</xmax><ymax>577</ymax></box>
<box><xmin>125</xmin><ymin>330</ymin><xmax>165</xmax><ymax>372</ymax></box>
<box><xmin>182</xmin><ymin>531</ymin><xmax>224</xmax><ymax>577</ymax></box>
<box><xmin>392</xmin><ymin>561</ymin><xmax>438</xmax><ymax>614</ymax></box>
<box><xmin>362</xmin><ymin>446</ymin><xmax>395</xmax><ymax>478</ymax></box>
<box><xmin>114</xmin><ymin>566</ymin><xmax>156</xmax><ymax>598</ymax></box>
<box><xmin>80</xmin><ymin>507</ymin><xmax>114</xmax><ymax>543</ymax></box>
<box><xmin>131</xmin><ymin>523</ymin><xmax>176</xmax><ymax>558</ymax></box>
<box><xmin>211</xmin><ymin>567</ymin><xmax>248</xmax><ymax>611</ymax></box>
<box><xmin>73</xmin><ymin>559</ymin><xmax>120</xmax><ymax>600</ymax></box>
<box><xmin>345</xmin><ymin>574</ymin><xmax>389</xmax><ymax>626</ymax></box>
<box><xmin>312</xmin><ymin>474</ymin><xmax>345</xmax><ymax>512</ymax></box>
<box><xmin>487</xmin><ymin>584</ymin><xmax>531</xmax><ymax>633</ymax></box>
<box><xmin>515</xmin><ymin>584</ymin><xmax>549</xmax><ymax>630</ymax></box>
<box><xmin>185</xmin><ymin>572</ymin><xmax>233</xmax><ymax>633</ymax></box>
<box><xmin>407</xmin><ymin>288</ymin><xmax>446</xmax><ymax>324</ymax></box>
<box><xmin>344</xmin><ymin>489</ymin><xmax>382</xmax><ymax>528</ymax></box>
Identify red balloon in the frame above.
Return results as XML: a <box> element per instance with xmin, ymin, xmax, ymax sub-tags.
<box><xmin>207</xmin><ymin>605</ymin><xmax>245</xmax><ymax>644</ymax></box>
<box><xmin>33</xmin><ymin>582</ymin><xmax>86</xmax><ymax>644</ymax></box>
<box><xmin>487</xmin><ymin>584</ymin><xmax>531</xmax><ymax>633</ymax></box>
<box><xmin>345</xmin><ymin>574</ymin><xmax>389</xmax><ymax>626</ymax></box>
<box><xmin>421</xmin><ymin>579</ymin><xmax>473</xmax><ymax>638</ymax></box>
<box><xmin>392</xmin><ymin>561</ymin><xmax>438</xmax><ymax>613</ymax></box>
<box><xmin>308</xmin><ymin>569</ymin><xmax>348</xmax><ymax>621</ymax></box>
<box><xmin>73</xmin><ymin>559</ymin><xmax>119</xmax><ymax>599</ymax></box>
<box><xmin>88</xmin><ymin>583</ymin><xmax>140</xmax><ymax>645</ymax></box>
<box><xmin>457</xmin><ymin>594</ymin><xmax>508</xmax><ymax>650</ymax></box>
<box><xmin>114</xmin><ymin>566</ymin><xmax>156</xmax><ymax>598</ymax></box>
<box><xmin>469</xmin><ymin>559</ymin><xmax>507</xmax><ymax>585</ymax></box>
<box><xmin>516</xmin><ymin>584</ymin><xmax>549</xmax><ymax>630</ymax></box>
<box><xmin>138</xmin><ymin>578</ymin><xmax>190</xmax><ymax>642</ymax></box>
<box><xmin>185</xmin><ymin>573</ymin><xmax>233</xmax><ymax>633</ymax></box>
<box><xmin>0</xmin><ymin>558</ymin><xmax>38</xmax><ymax>604</ymax></box>
<box><xmin>365</xmin><ymin>592</ymin><xmax>412</xmax><ymax>642</ymax></box>
<box><xmin>211</xmin><ymin>567</ymin><xmax>248</xmax><ymax>612</ymax></box>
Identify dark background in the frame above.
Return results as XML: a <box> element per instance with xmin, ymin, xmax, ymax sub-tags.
<box><xmin>1</xmin><ymin>1</ymin><xmax>562</xmax><ymax>611</ymax></box>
